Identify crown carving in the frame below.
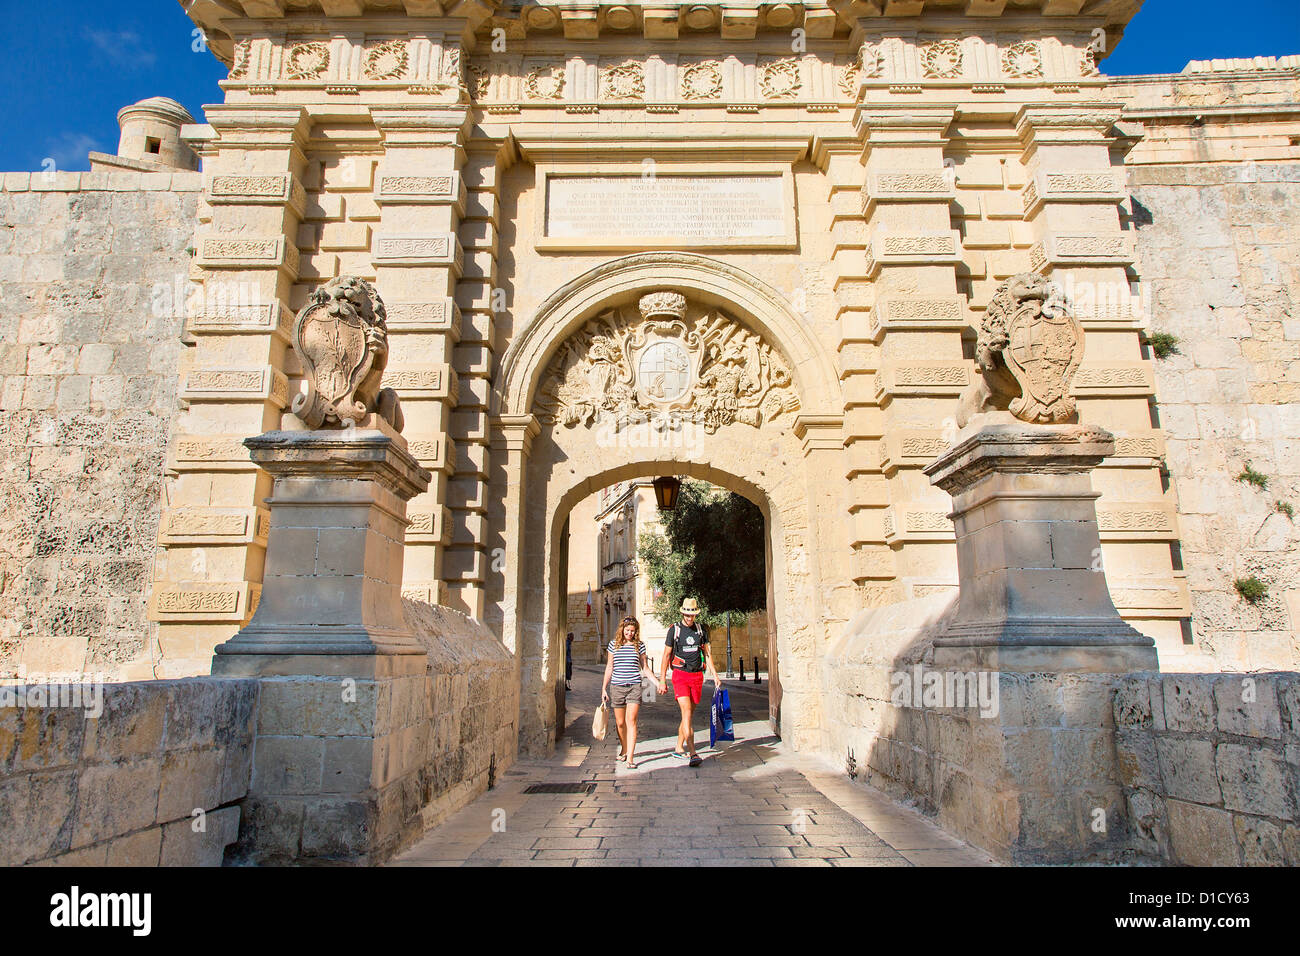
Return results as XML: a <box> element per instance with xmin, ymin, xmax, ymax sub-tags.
<box><xmin>638</xmin><ymin>291</ymin><xmax>687</xmax><ymax>322</ymax></box>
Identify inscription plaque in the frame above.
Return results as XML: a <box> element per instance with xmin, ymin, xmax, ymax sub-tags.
<box><xmin>539</xmin><ymin>170</ymin><xmax>794</xmax><ymax>249</ymax></box>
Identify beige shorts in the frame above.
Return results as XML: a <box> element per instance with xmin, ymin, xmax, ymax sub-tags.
<box><xmin>608</xmin><ymin>682</ymin><xmax>644</xmax><ymax>707</ymax></box>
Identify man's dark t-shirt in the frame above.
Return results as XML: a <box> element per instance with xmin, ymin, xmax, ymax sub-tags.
<box><xmin>666</xmin><ymin>622</ymin><xmax>708</xmax><ymax>673</ymax></box>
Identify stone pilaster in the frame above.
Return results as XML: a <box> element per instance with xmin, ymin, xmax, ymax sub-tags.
<box><xmin>854</xmin><ymin>108</ymin><xmax>967</xmax><ymax>602</ymax></box>
<box><xmin>1017</xmin><ymin>104</ymin><xmax>1191</xmax><ymax>655</ymax></box>
<box><xmin>369</xmin><ymin>107</ymin><xmax>470</xmax><ymax>614</ymax></box>
<box><xmin>150</xmin><ymin>106</ymin><xmax>310</xmax><ymax>675</ymax></box>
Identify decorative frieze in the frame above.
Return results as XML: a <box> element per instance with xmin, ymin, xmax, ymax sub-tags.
<box><xmin>1022</xmin><ymin>169</ymin><xmax>1125</xmax><ymax>215</ymax></box>
<box><xmin>160</xmin><ymin>507</ymin><xmax>270</xmax><ymax>546</ymax></box>
<box><xmin>862</xmin><ymin>170</ymin><xmax>956</xmax><ymax>214</ymax></box>
<box><xmin>375</xmin><ymin>172</ymin><xmax>466</xmax><ymax>212</ymax></box>
<box><xmin>1030</xmin><ymin>234</ymin><xmax>1135</xmax><ymax>272</ymax></box>
<box><xmin>195</xmin><ymin>236</ymin><xmax>299</xmax><ymax>276</ymax></box>
<box><xmin>181</xmin><ymin>367</ymin><xmax>290</xmax><ymax>409</ymax></box>
<box><xmin>921</xmin><ymin>40</ymin><xmax>964</xmax><ymax>79</ymax></box>
<box><xmin>406</xmin><ymin>509</ymin><xmax>450</xmax><ymax>544</ymax></box>
<box><xmin>408</xmin><ymin>436</ymin><xmax>454</xmax><ymax>473</ymax></box>
<box><xmin>184</xmin><ymin>303</ymin><xmax>290</xmax><ymax>340</ymax></box>
<box><xmin>384</xmin><ymin>299</ymin><xmax>461</xmax><ymax>336</ymax></box>
<box><xmin>383</xmin><ymin>364</ymin><xmax>458</xmax><ymax>401</ymax></box>
<box><xmin>285</xmin><ymin>41</ymin><xmax>330</xmax><ymax>80</ymax></box>
<box><xmin>883</xmin><ymin>506</ymin><xmax>955</xmax><ymax>543</ymax></box>
<box><xmin>681</xmin><ymin>60</ymin><xmax>723</xmax><ymax>100</ymax></box>
<box><xmin>206</xmin><ymin>174</ymin><xmax>306</xmax><ymax>215</ymax></box>
<box><xmin>1070</xmin><ymin>362</ymin><xmax>1155</xmax><ymax>396</ymax></box>
<box><xmin>759</xmin><ymin>56</ymin><xmax>801</xmax><ymax>99</ymax></box>
<box><xmin>1110</xmin><ymin>434</ymin><xmax>1166</xmax><ymax>460</ymax></box>
<box><xmin>372</xmin><ymin>233</ymin><xmax>463</xmax><ymax>270</ymax></box>
<box><xmin>880</xmin><ymin>431</ymin><xmax>948</xmax><ymax>475</ymax></box>
<box><xmin>866</xmin><ymin>230</ymin><xmax>962</xmax><ymax>276</ymax></box>
<box><xmin>168</xmin><ymin>435</ymin><xmax>259</xmax><ymax>473</ymax></box>
<box><xmin>364</xmin><ymin>39</ymin><xmax>409</xmax><ymax>81</ymax></box>
<box><xmin>874</xmin><ymin>362</ymin><xmax>970</xmax><ymax>402</ymax></box>
<box><xmin>601</xmin><ymin>60</ymin><xmax>646</xmax><ymax>100</ymax></box>
<box><xmin>1097</xmin><ymin>505</ymin><xmax>1178</xmax><ymax>539</ymax></box>
<box><xmin>869</xmin><ymin>295</ymin><xmax>969</xmax><ymax>340</ymax></box>
<box><xmin>150</xmin><ymin>583</ymin><xmax>256</xmax><ymax>622</ymax></box>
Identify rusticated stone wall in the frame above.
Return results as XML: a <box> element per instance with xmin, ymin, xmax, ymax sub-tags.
<box><xmin>228</xmin><ymin>600</ymin><xmax>517</xmax><ymax>864</ymax></box>
<box><xmin>1114</xmin><ymin>672</ymin><xmax>1299</xmax><ymax>866</ymax></box>
<box><xmin>1130</xmin><ymin>163</ymin><xmax>1300</xmax><ymax>671</ymax></box>
<box><xmin>820</xmin><ymin>597</ymin><xmax>1300</xmax><ymax>864</ymax></box>
<box><xmin>0</xmin><ymin>171</ymin><xmax>201</xmax><ymax>682</ymax></box>
<box><xmin>0</xmin><ymin>677</ymin><xmax>256</xmax><ymax>866</ymax></box>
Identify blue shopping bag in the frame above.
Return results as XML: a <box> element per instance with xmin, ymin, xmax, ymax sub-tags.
<box><xmin>710</xmin><ymin>687</ymin><xmax>735</xmax><ymax>747</ymax></box>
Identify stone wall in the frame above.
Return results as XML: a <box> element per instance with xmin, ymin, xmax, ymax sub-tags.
<box><xmin>820</xmin><ymin>599</ymin><xmax>1300</xmax><ymax>864</ymax></box>
<box><xmin>1129</xmin><ymin>163</ymin><xmax>1300</xmax><ymax>671</ymax></box>
<box><xmin>228</xmin><ymin>599</ymin><xmax>517</xmax><ymax>864</ymax></box>
<box><xmin>0</xmin><ymin>171</ymin><xmax>201</xmax><ymax>682</ymax></box>
<box><xmin>1114</xmin><ymin>672</ymin><xmax>1299</xmax><ymax>865</ymax></box>
<box><xmin>0</xmin><ymin>676</ymin><xmax>255</xmax><ymax>866</ymax></box>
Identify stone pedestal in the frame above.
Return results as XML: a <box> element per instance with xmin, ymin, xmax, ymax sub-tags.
<box><xmin>212</xmin><ymin>424</ymin><xmax>435</xmax><ymax>864</ymax></box>
<box><xmin>213</xmin><ymin>423</ymin><xmax>430</xmax><ymax>676</ymax></box>
<box><xmin>924</xmin><ymin>421</ymin><xmax>1158</xmax><ymax>673</ymax></box>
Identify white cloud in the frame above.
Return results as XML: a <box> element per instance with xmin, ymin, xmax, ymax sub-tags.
<box><xmin>42</xmin><ymin>132</ymin><xmax>104</xmax><ymax>172</ymax></box>
<box><xmin>83</xmin><ymin>28</ymin><xmax>158</xmax><ymax>69</ymax></box>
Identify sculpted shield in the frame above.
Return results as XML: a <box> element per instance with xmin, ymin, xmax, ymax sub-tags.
<box><xmin>290</xmin><ymin>275</ymin><xmax>403</xmax><ymax>431</ymax></box>
<box><xmin>958</xmin><ymin>273</ymin><xmax>1084</xmax><ymax>426</ymax></box>
<box><xmin>1002</xmin><ymin>284</ymin><xmax>1084</xmax><ymax>423</ymax></box>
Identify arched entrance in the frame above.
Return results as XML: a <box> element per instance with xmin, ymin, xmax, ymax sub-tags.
<box><xmin>489</xmin><ymin>253</ymin><xmax>847</xmax><ymax>756</ymax></box>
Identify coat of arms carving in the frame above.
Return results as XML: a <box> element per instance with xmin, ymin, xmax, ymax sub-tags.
<box><xmin>958</xmin><ymin>273</ymin><xmax>1084</xmax><ymax>426</ymax></box>
<box><xmin>536</xmin><ymin>291</ymin><xmax>798</xmax><ymax>433</ymax></box>
<box><xmin>290</xmin><ymin>275</ymin><xmax>404</xmax><ymax>431</ymax></box>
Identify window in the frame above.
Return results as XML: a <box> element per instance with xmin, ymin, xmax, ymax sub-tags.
<box><xmin>145</xmin><ymin>137</ymin><xmax>161</xmax><ymax>154</ymax></box>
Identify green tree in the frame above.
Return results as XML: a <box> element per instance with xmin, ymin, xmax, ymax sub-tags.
<box><xmin>636</xmin><ymin>480</ymin><xmax>765</xmax><ymax>631</ymax></box>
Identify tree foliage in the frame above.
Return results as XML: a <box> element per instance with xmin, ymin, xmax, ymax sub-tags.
<box><xmin>636</xmin><ymin>480</ymin><xmax>766</xmax><ymax>629</ymax></box>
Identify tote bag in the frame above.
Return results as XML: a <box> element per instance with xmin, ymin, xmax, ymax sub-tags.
<box><xmin>592</xmin><ymin>701</ymin><xmax>609</xmax><ymax>741</ymax></box>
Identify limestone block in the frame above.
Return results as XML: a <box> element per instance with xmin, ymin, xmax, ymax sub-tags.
<box><xmin>0</xmin><ymin>769</ymin><xmax>78</xmax><ymax>864</ymax></box>
<box><xmin>159</xmin><ymin>805</ymin><xmax>241</xmax><ymax>866</ymax></box>
<box><xmin>157</xmin><ymin>747</ymin><xmax>225</xmax><ymax>822</ymax></box>
<box><xmin>1214</xmin><ymin>676</ymin><xmax>1283</xmax><ymax>738</ymax></box>
<box><xmin>100</xmin><ymin>826</ymin><xmax>163</xmax><ymax>866</ymax></box>
<box><xmin>1162</xmin><ymin>676</ymin><xmax>1216</xmax><ymax>733</ymax></box>
<box><xmin>1166</xmin><ymin>800</ymin><xmax>1241</xmax><ymax>866</ymax></box>
<box><xmin>1155</xmin><ymin>737</ymin><xmax>1220</xmax><ymax>804</ymax></box>
<box><xmin>1216</xmin><ymin>743</ymin><xmax>1294</xmax><ymax>819</ymax></box>
<box><xmin>72</xmin><ymin>758</ymin><xmax>162</xmax><ymax>850</ymax></box>
<box><xmin>1234</xmin><ymin>814</ymin><xmax>1286</xmax><ymax>865</ymax></box>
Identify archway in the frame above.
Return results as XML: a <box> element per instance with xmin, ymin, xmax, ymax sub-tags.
<box><xmin>489</xmin><ymin>253</ymin><xmax>846</xmax><ymax>756</ymax></box>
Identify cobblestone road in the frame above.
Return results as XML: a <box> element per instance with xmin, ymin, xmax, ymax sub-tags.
<box><xmin>392</xmin><ymin>664</ymin><xmax>995</xmax><ymax>867</ymax></box>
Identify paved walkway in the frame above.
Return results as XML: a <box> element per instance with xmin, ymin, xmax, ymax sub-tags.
<box><xmin>391</xmin><ymin>664</ymin><xmax>995</xmax><ymax>867</ymax></box>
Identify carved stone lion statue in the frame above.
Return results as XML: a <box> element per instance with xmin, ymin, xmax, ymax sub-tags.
<box><xmin>957</xmin><ymin>272</ymin><xmax>1084</xmax><ymax>427</ymax></box>
<box><xmin>290</xmin><ymin>275</ymin><xmax>404</xmax><ymax>432</ymax></box>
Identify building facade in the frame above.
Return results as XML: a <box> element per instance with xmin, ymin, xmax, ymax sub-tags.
<box><xmin>0</xmin><ymin>2</ymin><xmax>1297</xmax><ymax>765</ymax></box>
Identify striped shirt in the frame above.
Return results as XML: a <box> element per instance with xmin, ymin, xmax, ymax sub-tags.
<box><xmin>606</xmin><ymin>640</ymin><xmax>647</xmax><ymax>685</ymax></box>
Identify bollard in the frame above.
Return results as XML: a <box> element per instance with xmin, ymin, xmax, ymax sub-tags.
<box><xmin>739</xmin><ymin>657</ymin><xmax>746</xmax><ymax>681</ymax></box>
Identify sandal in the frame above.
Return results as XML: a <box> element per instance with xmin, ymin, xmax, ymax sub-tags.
<box><xmin>616</xmin><ymin>751</ymin><xmax>626</xmax><ymax>761</ymax></box>
<box><xmin>627</xmin><ymin>761</ymin><xmax>637</xmax><ymax>770</ymax></box>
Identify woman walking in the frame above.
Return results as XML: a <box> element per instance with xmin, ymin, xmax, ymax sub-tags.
<box><xmin>601</xmin><ymin>616</ymin><xmax>650</xmax><ymax>769</ymax></box>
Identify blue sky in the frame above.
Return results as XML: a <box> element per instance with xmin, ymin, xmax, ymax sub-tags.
<box><xmin>0</xmin><ymin>0</ymin><xmax>1296</xmax><ymax>172</ymax></box>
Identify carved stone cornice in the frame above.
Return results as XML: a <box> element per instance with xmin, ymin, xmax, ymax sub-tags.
<box><xmin>854</xmin><ymin>107</ymin><xmax>956</xmax><ymax>146</ymax></box>
<box><xmin>1016</xmin><ymin>103</ymin><xmax>1126</xmax><ymax>149</ymax></box>
<box><xmin>492</xmin><ymin>414</ymin><xmax>542</xmax><ymax>457</ymax></box>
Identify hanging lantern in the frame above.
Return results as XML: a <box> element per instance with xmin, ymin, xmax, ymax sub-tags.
<box><xmin>652</xmin><ymin>476</ymin><xmax>681</xmax><ymax>511</ymax></box>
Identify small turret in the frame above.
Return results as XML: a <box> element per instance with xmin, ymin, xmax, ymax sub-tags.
<box><xmin>88</xmin><ymin>96</ymin><xmax>199</xmax><ymax>173</ymax></box>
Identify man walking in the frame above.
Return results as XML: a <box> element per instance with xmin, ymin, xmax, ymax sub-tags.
<box><xmin>657</xmin><ymin>597</ymin><xmax>720</xmax><ymax>767</ymax></box>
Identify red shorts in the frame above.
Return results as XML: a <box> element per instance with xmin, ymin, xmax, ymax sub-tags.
<box><xmin>671</xmin><ymin>669</ymin><xmax>704</xmax><ymax>705</ymax></box>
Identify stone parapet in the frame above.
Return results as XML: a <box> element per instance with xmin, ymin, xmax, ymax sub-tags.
<box><xmin>0</xmin><ymin>677</ymin><xmax>256</xmax><ymax>866</ymax></box>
